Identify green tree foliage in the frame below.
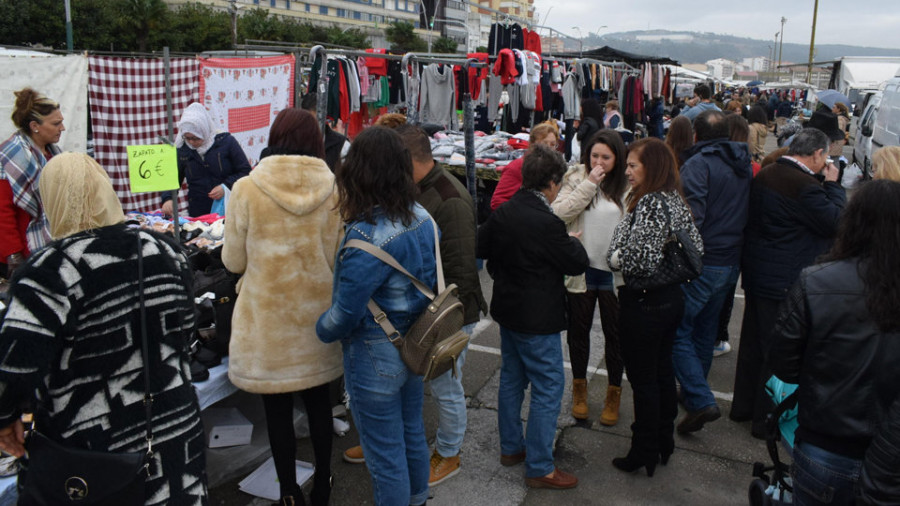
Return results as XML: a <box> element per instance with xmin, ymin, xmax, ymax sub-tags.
<box><xmin>167</xmin><ymin>2</ymin><xmax>231</xmax><ymax>52</ymax></box>
<box><xmin>475</xmin><ymin>45</ymin><xmax>488</xmax><ymax>53</ymax></box>
<box><xmin>385</xmin><ymin>21</ymin><xmax>426</xmax><ymax>53</ymax></box>
<box><xmin>432</xmin><ymin>36</ymin><xmax>458</xmax><ymax>54</ymax></box>
<box><xmin>119</xmin><ymin>0</ymin><xmax>169</xmax><ymax>52</ymax></box>
<box><xmin>0</xmin><ymin>0</ymin><xmax>372</xmax><ymax>53</ymax></box>
<box><xmin>324</xmin><ymin>26</ymin><xmax>370</xmax><ymax>49</ymax></box>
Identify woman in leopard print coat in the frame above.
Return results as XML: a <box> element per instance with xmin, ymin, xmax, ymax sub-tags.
<box><xmin>607</xmin><ymin>138</ymin><xmax>703</xmax><ymax>477</ymax></box>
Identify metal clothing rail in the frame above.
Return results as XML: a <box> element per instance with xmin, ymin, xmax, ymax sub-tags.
<box><xmin>573</xmin><ymin>58</ymin><xmax>637</xmax><ymax>73</ymax></box>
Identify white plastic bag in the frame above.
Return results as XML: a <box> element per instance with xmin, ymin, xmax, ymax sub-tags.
<box><xmin>842</xmin><ymin>163</ymin><xmax>862</xmax><ymax>189</ymax></box>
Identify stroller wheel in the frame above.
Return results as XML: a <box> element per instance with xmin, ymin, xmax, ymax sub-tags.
<box><xmin>749</xmin><ymin>478</ymin><xmax>772</xmax><ymax>506</ymax></box>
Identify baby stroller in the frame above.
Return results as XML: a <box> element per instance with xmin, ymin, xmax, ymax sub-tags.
<box><xmin>748</xmin><ymin>377</ymin><xmax>799</xmax><ymax>506</ymax></box>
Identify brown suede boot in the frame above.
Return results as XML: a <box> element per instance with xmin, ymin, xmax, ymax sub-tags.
<box><xmin>599</xmin><ymin>385</ymin><xmax>622</xmax><ymax>426</ymax></box>
<box><xmin>572</xmin><ymin>379</ymin><xmax>589</xmax><ymax>419</ymax></box>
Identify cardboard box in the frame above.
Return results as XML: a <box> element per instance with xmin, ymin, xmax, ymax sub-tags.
<box><xmin>203</xmin><ymin>407</ymin><xmax>253</xmax><ymax>448</ymax></box>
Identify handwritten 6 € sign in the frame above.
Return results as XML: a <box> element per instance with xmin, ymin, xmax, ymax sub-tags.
<box><xmin>126</xmin><ymin>145</ymin><xmax>179</xmax><ymax>193</ymax></box>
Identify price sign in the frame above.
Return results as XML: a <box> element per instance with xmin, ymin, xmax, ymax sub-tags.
<box><xmin>126</xmin><ymin>144</ymin><xmax>179</xmax><ymax>193</ymax></box>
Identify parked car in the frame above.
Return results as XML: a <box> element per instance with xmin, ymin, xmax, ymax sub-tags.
<box><xmin>854</xmin><ymin>92</ymin><xmax>882</xmax><ymax>178</ymax></box>
<box><xmin>869</xmin><ymin>74</ymin><xmax>900</xmax><ymax>176</ymax></box>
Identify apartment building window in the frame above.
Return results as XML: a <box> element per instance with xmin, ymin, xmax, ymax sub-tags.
<box><xmin>353</xmin><ymin>11</ymin><xmax>362</xmax><ymax>19</ymax></box>
<box><xmin>319</xmin><ymin>5</ymin><xmax>328</xmax><ymax>14</ymax></box>
<box><xmin>305</xmin><ymin>3</ymin><xmax>310</xmax><ymax>11</ymax></box>
<box><xmin>286</xmin><ymin>0</ymin><xmax>290</xmax><ymax>8</ymax></box>
<box><xmin>270</xmin><ymin>0</ymin><xmax>275</xmax><ymax>6</ymax></box>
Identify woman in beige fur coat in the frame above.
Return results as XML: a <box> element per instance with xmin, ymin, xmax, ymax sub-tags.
<box><xmin>223</xmin><ymin>108</ymin><xmax>343</xmax><ymax>506</ymax></box>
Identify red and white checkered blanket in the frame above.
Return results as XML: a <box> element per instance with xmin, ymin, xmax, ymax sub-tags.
<box><xmin>88</xmin><ymin>56</ymin><xmax>199</xmax><ymax>213</ymax></box>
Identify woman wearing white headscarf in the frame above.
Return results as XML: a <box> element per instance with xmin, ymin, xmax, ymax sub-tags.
<box><xmin>161</xmin><ymin>103</ymin><xmax>251</xmax><ymax>217</ymax></box>
<box><xmin>0</xmin><ymin>153</ymin><xmax>208</xmax><ymax>505</ymax></box>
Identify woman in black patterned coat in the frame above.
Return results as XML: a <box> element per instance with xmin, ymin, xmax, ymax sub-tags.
<box><xmin>607</xmin><ymin>138</ymin><xmax>702</xmax><ymax>478</ymax></box>
<box><xmin>0</xmin><ymin>153</ymin><xmax>207</xmax><ymax>505</ymax></box>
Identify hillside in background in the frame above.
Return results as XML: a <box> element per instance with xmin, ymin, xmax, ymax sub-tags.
<box><xmin>579</xmin><ymin>30</ymin><xmax>899</xmax><ymax>64</ymax></box>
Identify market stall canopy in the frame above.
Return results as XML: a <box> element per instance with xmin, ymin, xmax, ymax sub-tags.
<box><xmin>554</xmin><ymin>46</ymin><xmax>679</xmax><ymax>66</ymax></box>
<box><xmin>746</xmin><ymin>80</ymin><xmax>765</xmax><ymax>87</ymax></box>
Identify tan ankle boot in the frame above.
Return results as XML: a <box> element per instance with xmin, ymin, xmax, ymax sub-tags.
<box><xmin>599</xmin><ymin>385</ymin><xmax>622</xmax><ymax>426</ymax></box>
<box><xmin>572</xmin><ymin>379</ymin><xmax>588</xmax><ymax>419</ymax></box>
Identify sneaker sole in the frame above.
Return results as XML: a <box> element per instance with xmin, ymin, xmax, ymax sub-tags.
<box><xmin>429</xmin><ymin>466</ymin><xmax>460</xmax><ymax>486</ymax></box>
<box><xmin>524</xmin><ymin>477</ymin><xmax>578</xmax><ymax>489</ymax></box>
<box><xmin>342</xmin><ymin>454</ymin><xmax>365</xmax><ymax>464</ymax></box>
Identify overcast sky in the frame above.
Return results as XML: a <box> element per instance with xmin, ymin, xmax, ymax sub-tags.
<box><xmin>534</xmin><ymin>1</ymin><xmax>900</xmax><ymax>49</ymax></box>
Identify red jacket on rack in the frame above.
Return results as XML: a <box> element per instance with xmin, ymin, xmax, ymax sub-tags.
<box><xmin>492</xmin><ymin>49</ymin><xmax>519</xmax><ymax>85</ymax></box>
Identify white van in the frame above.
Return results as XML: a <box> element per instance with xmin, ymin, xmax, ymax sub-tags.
<box><xmin>870</xmin><ymin>73</ymin><xmax>900</xmax><ymax>174</ymax></box>
<box><xmin>854</xmin><ymin>92</ymin><xmax>882</xmax><ymax>177</ymax></box>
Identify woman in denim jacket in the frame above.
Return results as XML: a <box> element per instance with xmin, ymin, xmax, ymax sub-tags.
<box><xmin>317</xmin><ymin>126</ymin><xmax>437</xmax><ymax>506</ymax></box>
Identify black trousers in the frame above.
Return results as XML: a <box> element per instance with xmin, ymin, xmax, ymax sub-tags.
<box><xmin>731</xmin><ymin>294</ymin><xmax>781</xmax><ymax>428</ymax></box>
<box><xmin>261</xmin><ymin>383</ymin><xmax>333</xmax><ymax>501</ymax></box>
<box><xmin>618</xmin><ymin>284</ymin><xmax>683</xmax><ymax>460</ymax></box>
<box><xmin>566</xmin><ymin>290</ymin><xmax>624</xmax><ymax>385</ymax></box>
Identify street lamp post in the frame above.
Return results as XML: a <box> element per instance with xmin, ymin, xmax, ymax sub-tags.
<box><xmin>778</xmin><ymin>17</ymin><xmax>786</xmax><ymax>78</ymax></box>
<box><xmin>773</xmin><ymin>32</ymin><xmax>779</xmax><ymax>80</ymax></box>
<box><xmin>572</xmin><ymin>26</ymin><xmax>583</xmax><ymax>56</ymax></box>
<box><xmin>64</xmin><ymin>0</ymin><xmax>73</xmax><ymax>52</ymax></box>
<box><xmin>807</xmin><ymin>0</ymin><xmax>818</xmax><ymax>84</ymax></box>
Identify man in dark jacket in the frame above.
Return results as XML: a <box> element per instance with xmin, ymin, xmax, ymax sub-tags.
<box><xmin>478</xmin><ymin>144</ymin><xmax>588</xmax><ymax>490</ymax></box>
<box><xmin>672</xmin><ymin>110</ymin><xmax>751</xmax><ymax>434</ymax></box>
<box><xmin>301</xmin><ymin>93</ymin><xmax>349</xmax><ymax>172</ymax></box>
<box><xmin>732</xmin><ymin>128</ymin><xmax>845</xmax><ymax>437</ymax></box>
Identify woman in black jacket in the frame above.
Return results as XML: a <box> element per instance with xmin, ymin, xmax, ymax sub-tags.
<box><xmin>477</xmin><ymin>144</ymin><xmax>588</xmax><ymax>490</ymax></box>
<box><xmin>607</xmin><ymin>138</ymin><xmax>702</xmax><ymax>477</ymax></box>
<box><xmin>161</xmin><ymin>103</ymin><xmax>252</xmax><ymax>217</ymax></box>
<box><xmin>770</xmin><ymin>179</ymin><xmax>900</xmax><ymax>506</ymax></box>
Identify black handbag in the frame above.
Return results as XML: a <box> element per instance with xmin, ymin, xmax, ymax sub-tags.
<box><xmin>17</xmin><ymin>232</ymin><xmax>155</xmax><ymax>505</ymax></box>
<box><xmin>626</xmin><ymin>198</ymin><xmax>703</xmax><ymax>291</ymax></box>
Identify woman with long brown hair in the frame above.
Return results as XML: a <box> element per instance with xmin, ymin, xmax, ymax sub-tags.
<box><xmin>552</xmin><ymin>130</ymin><xmax>628</xmax><ymax>425</ymax></box>
<box><xmin>607</xmin><ymin>138</ymin><xmax>702</xmax><ymax>477</ymax></box>
<box><xmin>665</xmin><ymin>115</ymin><xmax>693</xmax><ymax>168</ymax></box>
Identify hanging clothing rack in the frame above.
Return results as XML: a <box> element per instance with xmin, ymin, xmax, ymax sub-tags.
<box><xmin>573</xmin><ymin>58</ymin><xmax>638</xmax><ymax>73</ymax></box>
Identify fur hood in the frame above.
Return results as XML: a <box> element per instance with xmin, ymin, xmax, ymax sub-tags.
<box><xmin>250</xmin><ymin>155</ymin><xmax>335</xmax><ymax>216</ymax></box>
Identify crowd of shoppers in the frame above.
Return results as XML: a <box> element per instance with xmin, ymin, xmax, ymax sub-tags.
<box><xmin>2</xmin><ymin>78</ymin><xmax>899</xmax><ymax>506</ymax></box>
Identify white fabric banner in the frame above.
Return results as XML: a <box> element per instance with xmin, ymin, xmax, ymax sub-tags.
<box><xmin>199</xmin><ymin>55</ymin><xmax>295</xmax><ymax>165</ymax></box>
<box><xmin>0</xmin><ymin>54</ymin><xmax>89</xmax><ymax>152</ymax></box>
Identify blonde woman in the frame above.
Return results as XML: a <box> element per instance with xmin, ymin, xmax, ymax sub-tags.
<box><xmin>872</xmin><ymin>146</ymin><xmax>900</xmax><ymax>182</ymax></box>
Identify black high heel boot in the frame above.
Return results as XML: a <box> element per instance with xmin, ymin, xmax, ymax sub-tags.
<box><xmin>310</xmin><ymin>474</ymin><xmax>333</xmax><ymax>506</ymax></box>
<box><xmin>659</xmin><ymin>440</ymin><xmax>674</xmax><ymax>466</ymax></box>
<box><xmin>611</xmin><ymin>454</ymin><xmax>659</xmax><ymax>477</ymax></box>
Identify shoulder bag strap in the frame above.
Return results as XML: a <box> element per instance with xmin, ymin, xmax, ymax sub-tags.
<box><xmin>135</xmin><ymin>232</ymin><xmax>154</xmax><ymax>463</ymax></box>
<box><xmin>342</xmin><ymin>216</ymin><xmax>444</xmax><ymax>346</ymax></box>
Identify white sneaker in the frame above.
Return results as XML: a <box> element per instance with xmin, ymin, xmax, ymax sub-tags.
<box><xmin>713</xmin><ymin>341</ymin><xmax>732</xmax><ymax>357</ymax></box>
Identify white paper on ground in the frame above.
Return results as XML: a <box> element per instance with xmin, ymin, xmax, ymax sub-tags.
<box><xmin>238</xmin><ymin>456</ymin><xmax>315</xmax><ymax>501</ymax></box>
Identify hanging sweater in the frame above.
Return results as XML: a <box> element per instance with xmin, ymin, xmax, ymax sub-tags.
<box><xmin>420</xmin><ymin>64</ymin><xmax>457</xmax><ymax>129</ymax></box>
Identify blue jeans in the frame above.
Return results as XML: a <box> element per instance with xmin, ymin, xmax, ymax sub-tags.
<box><xmin>344</xmin><ymin>336</ymin><xmax>430</xmax><ymax>506</ymax></box>
<box><xmin>791</xmin><ymin>440</ymin><xmax>862</xmax><ymax>506</ymax></box>
<box><xmin>672</xmin><ymin>264</ymin><xmax>741</xmax><ymax>412</ymax></box>
<box><xmin>498</xmin><ymin>326</ymin><xmax>565</xmax><ymax>478</ymax></box>
<box><xmin>428</xmin><ymin>322</ymin><xmax>476</xmax><ymax>457</ymax></box>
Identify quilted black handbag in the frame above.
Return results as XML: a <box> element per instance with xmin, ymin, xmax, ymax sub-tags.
<box><xmin>626</xmin><ymin>198</ymin><xmax>703</xmax><ymax>291</ymax></box>
<box><xmin>17</xmin><ymin>232</ymin><xmax>154</xmax><ymax>505</ymax></box>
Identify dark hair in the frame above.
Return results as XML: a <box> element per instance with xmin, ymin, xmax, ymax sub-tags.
<box><xmin>335</xmin><ymin>126</ymin><xmax>417</xmax><ymax>225</ymax></box>
<box><xmin>694</xmin><ymin>84</ymin><xmax>712</xmax><ymax>100</ymax></box>
<box><xmin>626</xmin><ymin>137</ymin><xmax>681</xmax><ymax>213</ymax></box>
<box><xmin>694</xmin><ymin>109</ymin><xmax>729</xmax><ymax>141</ymax></box>
<box><xmin>12</xmin><ymin>87</ymin><xmax>59</xmax><ymax>132</ymax></box>
<box><xmin>522</xmin><ymin>143</ymin><xmax>567</xmax><ymax>191</ymax></box>
<box><xmin>725</xmin><ymin>114</ymin><xmax>750</xmax><ymax>143</ymax></box>
<box><xmin>580</xmin><ymin>129</ymin><xmax>628</xmax><ymax>209</ymax></box>
<box><xmin>787</xmin><ymin>128</ymin><xmax>830</xmax><ymax>157</ymax></box>
<box><xmin>665</xmin><ymin>115</ymin><xmax>694</xmax><ymax>167</ymax></box>
<box><xmin>394</xmin><ymin>124</ymin><xmax>433</xmax><ymax>164</ymax></box>
<box><xmin>267</xmin><ymin>108</ymin><xmax>325</xmax><ymax>159</ymax></box>
<box><xmin>300</xmin><ymin>92</ymin><xmax>317</xmax><ymax>111</ymax></box>
<box><xmin>747</xmin><ymin>104</ymin><xmax>768</xmax><ymax>126</ymax></box>
<box><xmin>820</xmin><ymin>179</ymin><xmax>900</xmax><ymax>331</ymax></box>
<box><xmin>580</xmin><ymin>98</ymin><xmax>604</xmax><ymax>123</ymax></box>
